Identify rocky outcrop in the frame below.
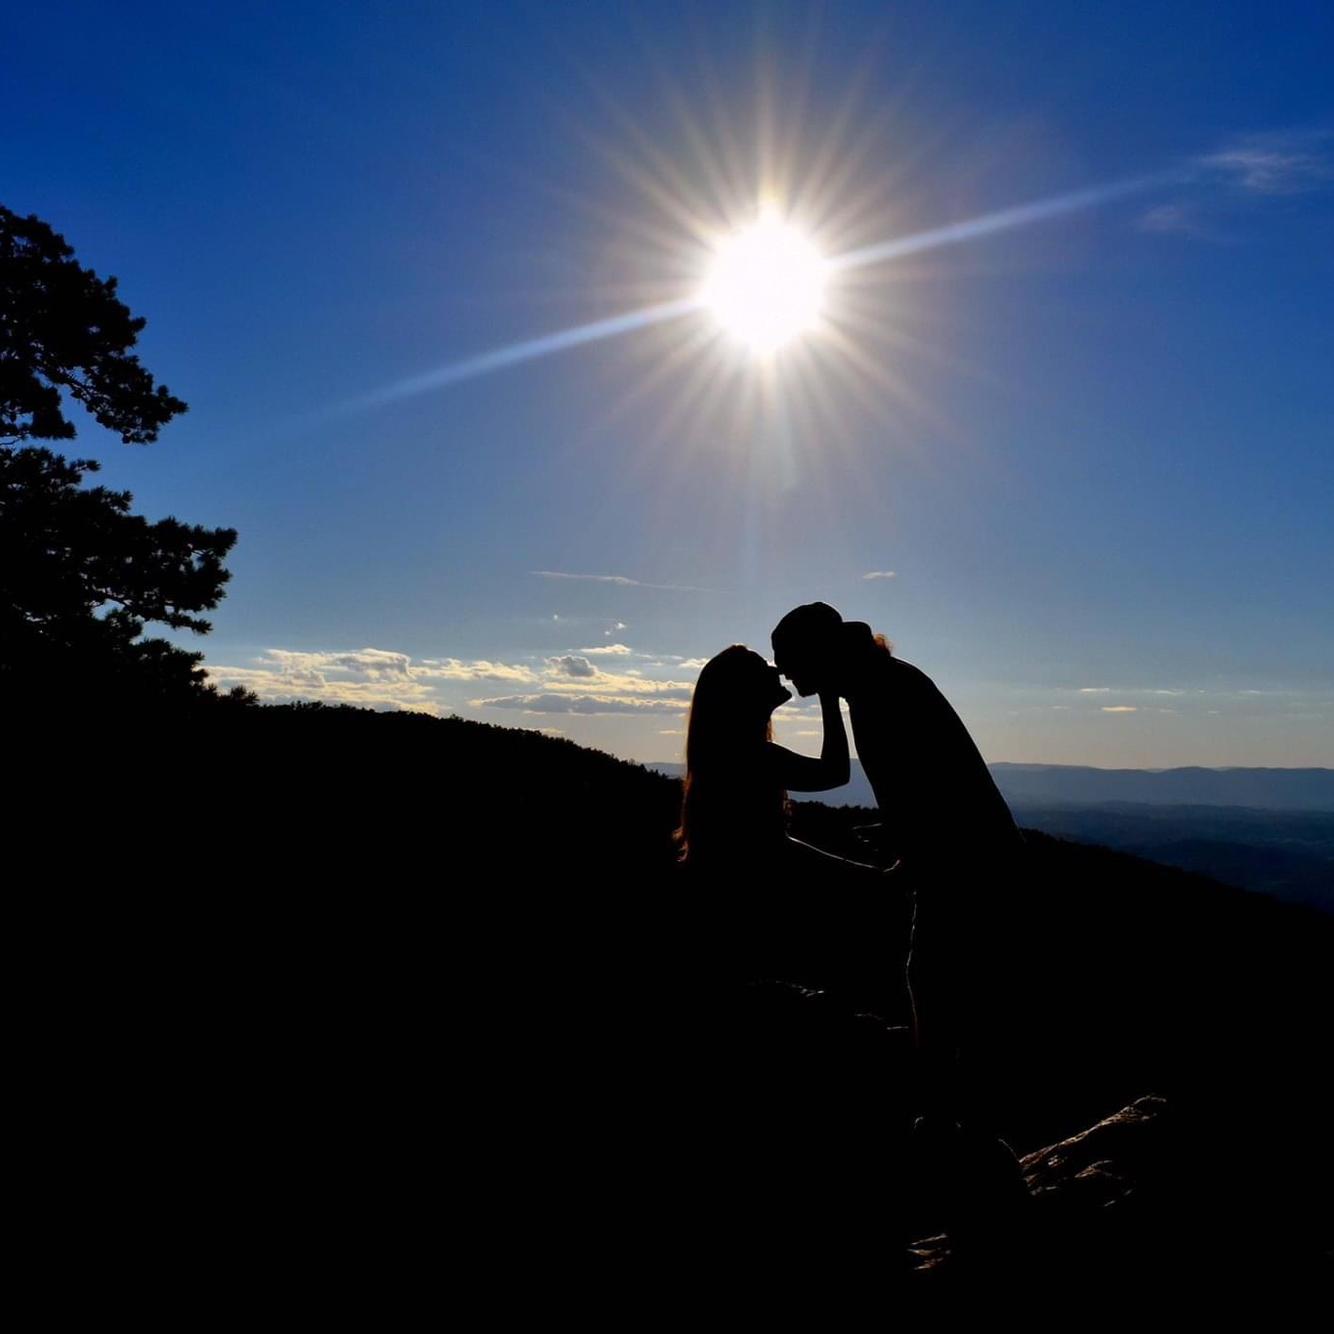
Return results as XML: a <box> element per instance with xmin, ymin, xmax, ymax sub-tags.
<box><xmin>912</xmin><ymin>1094</ymin><xmax>1332</xmax><ymax>1286</ymax></box>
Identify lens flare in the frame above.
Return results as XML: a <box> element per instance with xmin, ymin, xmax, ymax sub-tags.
<box><xmin>701</xmin><ymin>215</ymin><xmax>828</xmax><ymax>353</ymax></box>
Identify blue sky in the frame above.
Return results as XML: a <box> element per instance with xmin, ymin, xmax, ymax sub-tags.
<box><xmin>5</xmin><ymin>1</ymin><xmax>1332</xmax><ymax>765</ymax></box>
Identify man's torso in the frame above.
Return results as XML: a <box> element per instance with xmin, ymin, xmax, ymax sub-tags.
<box><xmin>846</xmin><ymin>655</ymin><xmax>1020</xmax><ymax>872</ymax></box>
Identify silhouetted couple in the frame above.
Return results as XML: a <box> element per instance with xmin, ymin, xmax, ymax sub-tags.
<box><xmin>678</xmin><ymin>602</ymin><xmax>1029</xmax><ymax>1236</ymax></box>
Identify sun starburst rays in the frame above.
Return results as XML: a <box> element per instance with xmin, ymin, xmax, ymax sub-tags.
<box><xmin>332</xmin><ymin>34</ymin><xmax>1167</xmax><ymax>550</ymax></box>
<box><xmin>558</xmin><ymin>50</ymin><xmax>968</xmax><ymax>487</ymax></box>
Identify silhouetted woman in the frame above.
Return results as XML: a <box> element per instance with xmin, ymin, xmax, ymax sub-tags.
<box><xmin>669</xmin><ymin>645</ymin><xmax>915</xmax><ymax>1266</ymax></box>
<box><xmin>676</xmin><ymin>645</ymin><xmax>877</xmax><ymax>877</ymax></box>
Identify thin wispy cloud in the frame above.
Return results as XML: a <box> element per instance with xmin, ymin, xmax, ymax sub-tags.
<box><xmin>1076</xmin><ymin>685</ymin><xmax>1194</xmax><ymax>696</ymax></box>
<box><xmin>416</xmin><ymin>658</ymin><xmax>539</xmax><ymax>683</ymax></box>
<box><xmin>273</xmin><ymin>647</ymin><xmax>414</xmax><ymax>681</ymax></box>
<box><xmin>1136</xmin><ymin>203</ymin><xmax>1216</xmax><ymax>239</ymax></box>
<box><xmin>534</xmin><ymin>570</ymin><xmax>713</xmax><ymax>593</ymax></box>
<box><xmin>862</xmin><ymin>570</ymin><xmax>897</xmax><ymax>581</ymax></box>
<box><xmin>536</xmin><ymin>570</ymin><xmax>647</xmax><ymax>587</ymax></box>
<box><xmin>579</xmin><ymin>643</ymin><xmax>633</xmax><ymax>656</ymax></box>
<box><xmin>1135</xmin><ymin>130</ymin><xmax>1333</xmax><ymax>242</ymax></box>
<box><xmin>1202</xmin><ymin>130</ymin><xmax>1334</xmax><ymax>195</ymax></box>
<box><xmin>469</xmin><ymin>693</ymin><xmax>687</xmax><ymax>715</ymax></box>
<box><xmin>1057</xmin><ymin>685</ymin><xmax>1327</xmax><ymax>714</ymax></box>
<box><xmin>540</xmin><ymin>670</ymin><xmax>694</xmax><ymax>699</ymax></box>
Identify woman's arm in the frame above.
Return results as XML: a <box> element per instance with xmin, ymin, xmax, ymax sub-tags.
<box><xmin>782</xmin><ymin>835</ymin><xmax>887</xmax><ymax>877</ymax></box>
<box><xmin>766</xmin><ymin>690</ymin><xmax>851</xmax><ymax>792</ymax></box>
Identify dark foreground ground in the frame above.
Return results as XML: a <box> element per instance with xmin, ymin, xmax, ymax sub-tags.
<box><xmin>14</xmin><ymin>704</ymin><xmax>1333</xmax><ymax>1308</ymax></box>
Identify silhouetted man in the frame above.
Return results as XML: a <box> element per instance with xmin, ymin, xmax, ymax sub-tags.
<box><xmin>771</xmin><ymin>602</ymin><xmax>1024</xmax><ymax>1146</ymax></box>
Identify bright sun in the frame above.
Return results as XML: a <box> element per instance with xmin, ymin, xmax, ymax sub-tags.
<box><xmin>701</xmin><ymin>214</ymin><xmax>828</xmax><ymax>353</ymax></box>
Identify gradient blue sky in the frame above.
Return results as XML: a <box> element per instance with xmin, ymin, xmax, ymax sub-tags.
<box><xmin>6</xmin><ymin>1</ymin><xmax>1332</xmax><ymax>765</ymax></box>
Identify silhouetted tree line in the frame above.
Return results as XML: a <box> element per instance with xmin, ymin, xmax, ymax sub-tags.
<box><xmin>1</xmin><ymin>203</ymin><xmax>251</xmax><ymax>715</ymax></box>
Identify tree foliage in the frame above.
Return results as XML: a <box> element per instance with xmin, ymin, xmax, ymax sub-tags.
<box><xmin>0</xmin><ymin>445</ymin><xmax>243</xmax><ymax>704</ymax></box>
<box><xmin>0</xmin><ymin>203</ymin><xmax>250</xmax><ymax>710</ymax></box>
<box><xmin>1</xmin><ymin>204</ymin><xmax>187</xmax><ymax>445</ymax></box>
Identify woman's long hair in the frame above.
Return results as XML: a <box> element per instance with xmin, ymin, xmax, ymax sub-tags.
<box><xmin>675</xmin><ymin>646</ymin><xmax>788</xmax><ymax>864</ymax></box>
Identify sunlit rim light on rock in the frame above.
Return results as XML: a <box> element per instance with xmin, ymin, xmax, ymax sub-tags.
<box><xmin>701</xmin><ymin>214</ymin><xmax>828</xmax><ymax>353</ymax></box>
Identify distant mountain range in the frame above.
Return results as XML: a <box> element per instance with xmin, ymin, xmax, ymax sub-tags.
<box><xmin>990</xmin><ymin>763</ymin><xmax>1334</xmax><ymax>811</ymax></box>
<box><xmin>650</xmin><ymin>762</ymin><xmax>1334</xmax><ymax>911</ymax></box>
<box><xmin>652</xmin><ymin>761</ymin><xmax>1334</xmax><ymax>811</ymax></box>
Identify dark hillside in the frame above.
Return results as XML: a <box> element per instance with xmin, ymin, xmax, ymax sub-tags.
<box><xmin>1005</xmin><ymin>802</ymin><xmax>1334</xmax><ymax>912</ymax></box>
<box><xmin>16</xmin><ymin>704</ymin><xmax>1333</xmax><ymax>1295</ymax></box>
